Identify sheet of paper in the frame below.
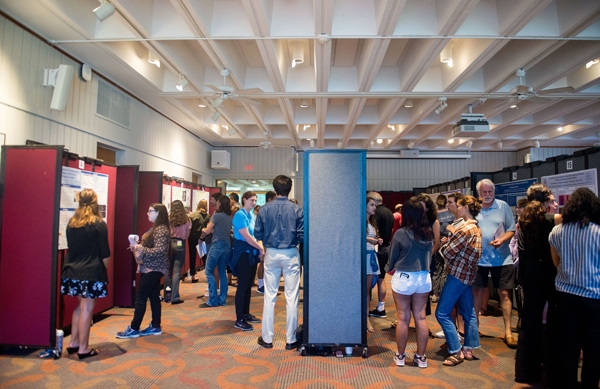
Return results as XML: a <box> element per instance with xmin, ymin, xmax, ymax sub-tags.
<box><xmin>494</xmin><ymin>222</ymin><xmax>505</xmax><ymax>241</ymax></box>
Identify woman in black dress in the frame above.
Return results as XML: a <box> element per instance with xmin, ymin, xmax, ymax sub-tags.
<box><xmin>61</xmin><ymin>189</ymin><xmax>110</xmax><ymax>359</ymax></box>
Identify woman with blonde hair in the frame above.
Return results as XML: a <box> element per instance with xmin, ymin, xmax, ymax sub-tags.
<box><xmin>188</xmin><ymin>199</ymin><xmax>210</xmax><ymax>282</ymax></box>
<box><xmin>117</xmin><ymin>203</ymin><xmax>170</xmax><ymax>339</ymax></box>
<box><xmin>61</xmin><ymin>189</ymin><xmax>110</xmax><ymax>359</ymax></box>
<box><xmin>163</xmin><ymin>200</ymin><xmax>191</xmax><ymax>304</ymax></box>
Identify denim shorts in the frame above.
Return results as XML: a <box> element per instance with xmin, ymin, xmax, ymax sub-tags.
<box><xmin>391</xmin><ymin>270</ymin><xmax>431</xmax><ymax>295</ymax></box>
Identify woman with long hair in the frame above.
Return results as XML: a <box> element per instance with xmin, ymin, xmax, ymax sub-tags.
<box><xmin>435</xmin><ymin>195</ymin><xmax>482</xmax><ymax>366</ymax></box>
<box><xmin>163</xmin><ymin>200</ymin><xmax>191</xmax><ymax>304</ymax></box>
<box><xmin>200</xmin><ymin>195</ymin><xmax>233</xmax><ymax>308</ymax></box>
<box><xmin>188</xmin><ymin>199</ymin><xmax>210</xmax><ymax>282</ymax></box>
<box><xmin>117</xmin><ymin>203</ymin><xmax>170</xmax><ymax>339</ymax></box>
<box><xmin>366</xmin><ymin>196</ymin><xmax>383</xmax><ymax>333</ymax></box>
<box><xmin>549</xmin><ymin>187</ymin><xmax>600</xmax><ymax>389</ymax></box>
<box><xmin>388</xmin><ymin>197</ymin><xmax>434</xmax><ymax>368</ymax></box>
<box><xmin>61</xmin><ymin>189</ymin><xmax>110</xmax><ymax>359</ymax></box>
<box><xmin>231</xmin><ymin>191</ymin><xmax>264</xmax><ymax>331</ymax></box>
<box><xmin>515</xmin><ymin>184</ymin><xmax>560</xmax><ymax>383</ymax></box>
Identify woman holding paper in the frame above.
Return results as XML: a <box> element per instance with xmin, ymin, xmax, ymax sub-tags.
<box><xmin>61</xmin><ymin>189</ymin><xmax>110</xmax><ymax>359</ymax></box>
<box><xmin>164</xmin><ymin>200</ymin><xmax>191</xmax><ymax>304</ymax></box>
<box><xmin>117</xmin><ymin>203</ymin><xmax>170</xmax><ymax>339</ymax></box>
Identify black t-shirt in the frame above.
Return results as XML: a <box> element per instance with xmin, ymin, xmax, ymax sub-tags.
<box><xmin>517</xmin><ymin>213</ymin><xmax>556</xmax><ymax>286</ymax></box>
<box><xmin>62</xmin><ymin>221</ymin><xmax>110</xmax><ymax>282</ymax></box>
<box><xmin>375</xmin><ymin>204</ymin><xmax>395</xmax><ymax>246</ymax></box>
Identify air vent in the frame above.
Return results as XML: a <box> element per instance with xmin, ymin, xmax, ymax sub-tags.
<box><xmin>97</xmin><ymin>79</ymin><xmax>130</xmax><ymax>128</ymax></box>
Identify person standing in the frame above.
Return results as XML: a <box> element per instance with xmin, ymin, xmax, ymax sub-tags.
<box><xmin>431</xmin><ymin>194</ymin><xmax>455</xmax><ymax>301</ymax></box>
<box><xmin>117</xmin><ymin>203</ymin><xmax>170</xmax><ymax>339</ymax></box>
<box><xmin>256</xmin><ymin>190</ymin><xmax>276</xmax><ymax>294</ymax></box>
<box><xmin>231</xmin><ymin>191</ymin><xmax>264</xmax><ymax>331</ymax></box>
<box><xmin>200</xmin><ymin>195</ymin><xmax>233</xmax><ymax>307</ymax></box>
<box><xmin>163</xmin><ymin>200</ymin><xmax>191</xmax><ymax>304</ymax></box>
<box><xmin>388</xmin><ymin>198</ymin><xmax>434</xmax><ymax>368</ymax></box>
<box><xmin>365</xmin><ymin>196</ymin><xmax>384</xmax><ymax>333</ymax></box>
<box><xmin>392</xmin><ymin>204</ymin><xmax>402</xmax><ymax>237</ymax></box>
<box><xmin>549</xmin><ymin>187</ymin><xmax>600</xmax><ymax>389</ymax></box>
<box><xmin>473</xmin><ymin>179</ymin><xmax>517</xmax><ymax>348</ymax></box>
<box><xmin>188</xmin><ymin>199</ymin><xmax>210</xmax><ymax>282</ymax></box>
<box><xmin>436</xmin><ymin>195</ymin><xmax>482</xmax><ymax>366</ymax></box>
<box><xmin>367</xmin><ymin>192</ymin><xmax>394</xmax><ymax>319</ymax></box>
<box><xmin>255</xmin><ymin>176</ymin><xmax>304</xmax><ymax>350</ymax></box>
<box><xmin>61</xmin><ymin>189</ymin><xmax>110</xmax><ymax>359</ymax></box>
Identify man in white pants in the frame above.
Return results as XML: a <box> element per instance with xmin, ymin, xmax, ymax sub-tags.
<box><xmin>254</xmin><ymin>175</ymin><xmax>304</xmax><ymax>350</ymax></box>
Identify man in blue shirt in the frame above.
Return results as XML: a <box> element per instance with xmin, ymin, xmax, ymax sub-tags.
<box><xmin>474</xmin><ymin>179</ymin><xmax>517</xmax><ymax>348</ymax></box>
<box><xmin>254</xmin><ymin>175</ymin><xmax>304</xmax><ymax>350</ymax></box>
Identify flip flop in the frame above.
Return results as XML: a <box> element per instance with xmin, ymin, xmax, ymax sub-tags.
<box><xmin>442</xmin><ymin>353</ymin><xmax>464</xmax><ymax>366</ymax></box>
<box><xmin>391</xmin><ymin>320</ymin><xmax>398</xmax><ymax>329</ymax></box>
<box><xmin>335</xmin><ymin>350</ymin><xmax>344</xmax><ymax>358</ymax></box>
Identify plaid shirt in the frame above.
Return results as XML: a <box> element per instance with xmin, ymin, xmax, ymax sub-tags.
<box><xmin>440</xmin><ymin>219</ymin><xmax>482</xmax><ymax>285</ymax></box>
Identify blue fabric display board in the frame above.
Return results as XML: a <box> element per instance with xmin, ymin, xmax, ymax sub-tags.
<box><xmin>303</xmin><ymin>151</ymin><xmax>367</xmax><ymax>355</ymax></box>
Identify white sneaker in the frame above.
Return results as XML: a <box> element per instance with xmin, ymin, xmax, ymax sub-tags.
<box><xmin>413</xmin><ymin>354</ymin><xmax>427</xmax><ymax>368</ymax></box>
<box><xmin>393</xmin><ymin>353</ymin><xmax>406</xmax><ymax>367</ymax></box>
<box><xmin>435</xmin><ymin>330</ymin><xmax>445</xmax><ymax>339</ymax></box>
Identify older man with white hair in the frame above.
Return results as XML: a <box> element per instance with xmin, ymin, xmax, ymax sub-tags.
<box><xmin>474</xmin><ymin>179</ymin><xmax>517</xmax><ymax>348</ymax></box>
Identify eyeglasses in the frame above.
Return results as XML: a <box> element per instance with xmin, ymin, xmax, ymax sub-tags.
<box><xmin>147</xmin><ymin>209</ymin><xmax>157</xmax><ymax>214</ymax></box>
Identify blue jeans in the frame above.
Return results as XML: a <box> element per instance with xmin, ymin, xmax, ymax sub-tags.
<box><xmin>435</xmin><ymin>274</ymin><xmax>480</xmax><ymax>354</ymax></box>
<box><xmin>204</xmin><ymin>240</ymin><xmax>230</xmax><ymax>306</ymax></box>
<box><xmin>163</xmin><ymin>239</ymin><xmax>185</xmax><ymax>302</ymax></box>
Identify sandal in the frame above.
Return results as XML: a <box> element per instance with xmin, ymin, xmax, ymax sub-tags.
<box><xmin>442</xmin><ymin>353</ymin><xmax>464</xmax><ymax>366</ymax></box>
<box><xmin>462</xmin><ymin>347</ymin><xmax>479</xmax><ymax>361</ymax></box>
<box><xmin>335</xmin><ymin>350</ymin><xmax>344</xmax><ymax>358</ymax></box>
<box><xmin>77</xmin><ymin>348</ymin><xmax>99</xmax><ymax>360</ymax></box>
<box><xmin>391</xmin><ymin>320</ymin><xmax>398</xmax><ymax>329</ymax></box>
<box><xmin>66</xmin><ymin>346</ymin><xmax>79</xmax><ymax>354</ymax></box>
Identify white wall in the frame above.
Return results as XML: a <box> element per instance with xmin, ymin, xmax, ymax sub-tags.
<box><xmin>0</xmin><ymin>16</ymin><xmax>214</xmax><ymax>184</ymax></box>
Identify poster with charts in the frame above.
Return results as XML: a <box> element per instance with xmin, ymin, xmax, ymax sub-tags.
<box><xmin>541</xmin><ymin>168</ymin><xmax>598</xmax><ymax>211</ymax></box>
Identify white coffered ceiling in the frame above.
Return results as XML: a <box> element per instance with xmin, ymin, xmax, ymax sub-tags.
<box><xmin>3</xmin><ymin>0</ymin><xmax>600</xmax><ymax>152</ymax></box>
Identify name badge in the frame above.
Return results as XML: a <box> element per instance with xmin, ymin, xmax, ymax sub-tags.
<box><xmin>177</xmin><ymin>240</ymin><xmax>183</xmax><ymax>247</ymax></box>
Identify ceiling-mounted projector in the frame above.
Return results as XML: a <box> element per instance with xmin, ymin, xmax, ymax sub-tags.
<box><xmin>451</xmin><ymin>113</ymin><xmax>490</xmax><ymax>138</ymax></box>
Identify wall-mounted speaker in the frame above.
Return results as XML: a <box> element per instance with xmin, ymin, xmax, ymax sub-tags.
<box><xmin>211</xmin><ymin>150</ymin><xmax>230</xmax><ymax>170</ymax></box>
<box><xmin>43</xmin><ymin>64</ymin><xmax>74</xmax><ymax>111</ymax></box>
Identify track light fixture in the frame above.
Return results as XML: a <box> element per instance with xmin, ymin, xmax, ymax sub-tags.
<box><xmin>534</xmin><ymin>139</ymin><xmax>540</xmax><ymax>148</ymax></box>
<box><xmin>300</xmin><ymin>99</ymin><xmax>309</xmax><ymax>108</ymax></box>
<box><xmin>93</xmin><ymin>0</ymin><xmax>115</xmax><ymax>21</ymax></box>
<box><xmin>448</xmin><ymin>139</ymin><xmax>454</xmax><ymax>144</ymax></box>
<box><xmin>303</xmin><ymin>124</ymin><xmax>310</xmax><ymax>131</ymax></box>
<box><xmin>497</xmin><ymin>139</ymin><xmax>503</xmax><ymax>149</ymax></box>
<box><xmin>387</xmin><ymin>124</ymin><xmax>395</xmax><ymax>131</ymax></box>
<box><xmin>337</xmin><ymin>141</ymin><xmax>342</xmax><ymax>149</ymax></box>
<box><xmin>309</xmin><ymin>140</ymin><xmax>314</xmax><ymax>148</ymax></box>
<box><xmin>198</xmin><ymin>103</ymin><xmax>206</xmax><ymax>108</ymax></box>
<box><xmin>586</xmin><ymin>58</ymin><xmax>600</xmax><ymax>68</ymax></box>
<box><xmin>466</xmin><ymin>140</ymin><xmax>473</xmax><ymax>149</ymax></box>
<box><xmin>370</xmin><ymin>140</ymin><xmax>375</xmax><ymax>148</ymax></box>
<box><xmin>407</xmin><ymin>141</ymin><xmax>414</xmax><ymax>149</ymax></box>
<box><xmin>176</xmin><ymin>73</ymin><xmax>188</xmax><ymax>91</ymax></box>
<box><xmin>510</xmin><ymin>103</ymin><xmax>518</xmax><ymax>109</ymax></box>
<box><xmin>211</xmin><ymin>111</ymin><xmax>221</xmax><ymax>121</ymax></box>
<box><xmin>440</xmin><ymin>46</ymin><xmax>453</xmax><ymax>67</ymax></box>
<box><xmin>291</xmin><ymin>42</ymin><xmax>304</xmax><ymax>68</ymax></box>
<box><xmin>434</xmin><ymin>97</ymin><xmax>448</xmax><ymax>114</ymax></box>
<box><xmin>404</xmin><ymin>100</ymin><xmax>413</xmax><ymax>108</ymax></box>
<box><xmin>148</xmin><ymin>52</ymin><xmax>160</xmax><ymax>68</ymax></box>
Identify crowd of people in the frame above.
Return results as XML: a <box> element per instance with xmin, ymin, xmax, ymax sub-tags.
<box><xmin>60</xmin><ymin>177</ymin><xmax>600</xmax><ymax>387</ymax></box>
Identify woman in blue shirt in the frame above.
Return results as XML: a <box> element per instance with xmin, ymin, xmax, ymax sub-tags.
<box><xmin>231</xmin><ymin>191</ymin><xmax>264</xmax><ymax>330</ymax></box>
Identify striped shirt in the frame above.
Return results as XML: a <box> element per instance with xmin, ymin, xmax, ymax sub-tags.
<box><xmin>440</xmin><ymin>219</ymin><xmax>482</xmax><ymax>285</ymax></box>
<box><xmin>549</xmin><ymin>222</ymin><xmax>600</xmax><ymax>300</ymax></box>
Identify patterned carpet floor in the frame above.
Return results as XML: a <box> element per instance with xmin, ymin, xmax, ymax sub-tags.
<box><xmin>0</xmin><ymin>275</ymin><xmax>547</xmax><ymax>389</ymax></box>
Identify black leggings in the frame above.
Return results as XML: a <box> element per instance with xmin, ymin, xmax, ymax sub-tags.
<box><xmin>188</xmin><ymin>235</ymin><xmax>201</xmax><ymax>276</ymax></box>
<box><xmin>131</xmin><ymin>271</ymin><xmax>162</xmax><ymax>330</ymax></box>
<box><xmin>234</xmin><ymin>253</ymin><xmax>258</xmax><ymax>321</ymax></box>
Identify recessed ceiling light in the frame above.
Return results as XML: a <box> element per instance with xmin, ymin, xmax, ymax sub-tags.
<box><xmin>404</xmin><ymin>100</ymin><xmax>413</xmax><ymax>108</ymax></box>
<box><xmin>377</xmin><ymin>138</ymin><xmax>383</xmax><ymax>144</ymax></box>
<box><xmin>510</xmin><ymin>104</ymin><xmax>518</xmax><ymax>109</ymax></box>
<box><xmin>448</xmin><ymin>139</ymin><xmax>454</xmax><ymax>144</ymax></box>
<box><xmin>198</xmin><ymin>103</ymin><xmax>206</xmax><ymax>108</ymax></box>
<box><xmin>557</xmin><ymin>127</ymin><xmax>563</xmax><ymax>131</ymax></box>
<box><xmin>300</xmin><ymin>99</ymin><xmax>308</xmax><ymax>108</ymax></box>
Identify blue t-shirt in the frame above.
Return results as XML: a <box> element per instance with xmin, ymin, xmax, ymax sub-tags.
<box><xmin>233</xmin><ymin>208</ymin><xmax>254</xmax><ymax>241</ymax></box>
<box><xmin>475</xmin><ymin>199</ymin><xmax>516</xmax><ymax>267</ymax></box>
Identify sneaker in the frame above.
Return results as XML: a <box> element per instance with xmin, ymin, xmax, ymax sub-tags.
<box><xmin>369</xmin><ymin>308</ymin><xmax>387</xmax><ymax>318</ymax></box>
<box><xmin>393</xmin><ymin>353</ymin><xmax>406</xmax><ymax>367</ymax></box>
<box><xmin>413</xmin><ymin>354</ymin><xmax>428</xmax><ymax>368</ymax></box>
<box><xmin>234</xmin><ymin>320</ymin><xmax>253</xmax><ymax>331</ymax></box>
<box><xmin>257</xmin><ymin>286</ymin><xmax>264</xmax><ymax>294</ymax></box>
<box><xmin>244</xmin><ymin>314</ymin><xmax>261</xmax><ymax>323</ymax></box>
<box><xmin>139</xmin><ymin>324</ymin><xmax>162</xmax><ymax>336</ymax></box>
<box><xmin>435</xmin><ymin>330</ymin><xmax>446</xmax><ymax>339</ymax></box>
<box><xmin>116</xmin><ymin>326</ymin><xmax>140</xmax><ymax>339</ymax></box>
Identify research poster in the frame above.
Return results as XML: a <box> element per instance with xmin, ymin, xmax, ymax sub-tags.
<box><xmin>192</xmin><ymin>190</ymin><xmax>210</xmax><ymax>210</ymax></box>
<box><xmin>58</xmin><ymin>167</ymin><xmax>110</xmax><ymax>249</ymax></box>
<box><xmin>172</xmin><ymin>186</ymin><xmax>191</xmax><ymax>210</ymax></box>
<box><xmin>162</xmin><ymin>185</ymin><xmax>172</xmax><ymax>211</ymax></box>
<box><xmin>494</xmin><ymin>178</ymin><xmax>538</xmax><ymax>207</ymax></box>
<box><xmin>542</xmin><ymin>168</ymin><xmax>598</xmax><ymax>210</ymax></box>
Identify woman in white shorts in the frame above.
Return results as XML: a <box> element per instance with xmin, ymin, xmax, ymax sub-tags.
<box><xmin>388</xmin><ymin>197</ymin><xmax>434</xmax><ymax>368</ymax></box>
<box><xmin>366</xmin><ymin>195</ymin><xmax>383</xmax><ymax>333</ymax></box>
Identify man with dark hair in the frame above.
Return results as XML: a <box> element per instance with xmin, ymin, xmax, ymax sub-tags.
<box><xmin>255</xmin><ymin>175</ymin><xmax>304</xmax><ymax>350</ymax></box>
<box><xmin>257</xmin><ymin>190</ymin><xmax>277</xmax><ymax>294</ymax></box>
<box><xmin>366</xmin><ymin>191</ymin><xmax>394</xmax><ymax>318</ymax></box>
<box><xmin>229</xmin><ymin>193</ymin><xmax>240</xmax><ymax>208</ymax></box>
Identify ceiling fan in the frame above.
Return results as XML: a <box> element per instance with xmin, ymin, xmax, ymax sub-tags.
<box><xmin>255</xmin><ymin>131</ymin><xmax>278</xmax><ymax>151</ymax></box>
<box><xmin>204</xmin><ymin>69</ymin><xmax>263</xmax><ymax>108</ymax></box>
<box><xmin>499</xmin><ymin>69</ymin><xmax>575</xmax><ymax>107</ymax></box>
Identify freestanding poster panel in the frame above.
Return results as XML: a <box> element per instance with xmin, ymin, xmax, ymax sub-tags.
<box><xmin>303</xmin><ymin>151</ymin><xmax>367</xmax><ymax>354</ymax></box>
<box><xmin>0</xmin><ymin>146</ymin><xmax>62</xmax><ymax>348</ymax></box>
<box><xmin>113</xmin><ymin>166</ymin><xmax>139</xmax><ymax>307</ymax></box>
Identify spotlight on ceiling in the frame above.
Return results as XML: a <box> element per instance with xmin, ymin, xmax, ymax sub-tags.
<box><xmin>227</xmin><ymin>127</ymin><xmax>237</xmax><ymax>136</ymax></box>
<box><xmin>176</xmin><ymin>73</ymin><xmax>188</xmax><ymax>91</ymax></box>
<box><xmin>148</xmin><ymin>52</ymin><xmax>160</xmax><ymax>68</ymax></box>
<box><xmin>435</xmin><ymin>97</ymin><xmax>447</xmax><ymax>114</ymax></box>
<box><xmin>93</xmin><ymin>0</ymin><xmax>115</xmax><ymax>21</ymax></box>
<box><xmin>377</xmin><ymin>138</ymin><xmax>383</xmax><ymax>144</ymax></box>
<box><xmin>497</xmin><ymin>140</ymin><xmax>503</xmax><ymax>149</ymax></box>
<box><xmin>370</xmin><ymin>140</ymin><xmax>374</xmax><ymax>148</ymax></box>
<box><xmin>448</xmin><ymin>139</ymin><xmax>454</xmax><ymax>144</ymax></box>
<box><xmin>466</xmin><ymin>140</ymin><xmax>473</xmax><ymax>149</ymax></box>
<box><xmin>440</xmin><ymin>46</ymin><xmax>452</xmax><ymax>67</ymax></box>
<box><xmin>300</xmin><ymin>99</ymin><xmax>309</xmax><ymax>108</ymax></box>
<box><xmin>404</xmin><ymin>100</ymin><xmax>413</xmax><ymax>108</ymax></box>
<box><xmin>303</xmin><ymin>124</ymin><xmax>310</xmax><ymax>131</ymax></box>
<box><xmin>387</xmin><ymin>124</ymin><xmax>395</xmax><ymax>131</ymax></box>
<box><xmin>310</xmin><ymin>140</ymin><xmax>314</xmax><ymax>148</ymax></box>
<box><xmin>337</xmin><ymin>141</ymin><xmax>342</xmax><ymax>149</ymax></box>
<box><xmin>586</xmin><ymin>58</ymin><xmax>600</xmax><ymax>68</ymax></box>
<box><xmin>510</xmin><ymin>103</ymin><xmax>518</xmax><ymax>109</ymax></box>
<box><xmin>534</xmin><ymin>139</ymin><xmax>540</xmax><ymax>148</ymax></box>
<box><xmin>291</xmin><ymin>42</ymin><xmax>304</xmax><ymax>68</ymax></box>
<box><xmin>211</xmin><ymin>111</ymin><xmax>221</xmax><ymax>121</ymax></box>
<box><xmin>198</xmin><ymin>103</ymin><xmax>206</xmax><ymax>108</ymax></box>
<box><xmin>557</xmin><ymin>126</ymin><xmax>563</xmax><ymax>132</ymax></box>
<box><xmin>407</xmin><ymin>141</ymin><xmax>415</xmax><ymax>149</ymax></box>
